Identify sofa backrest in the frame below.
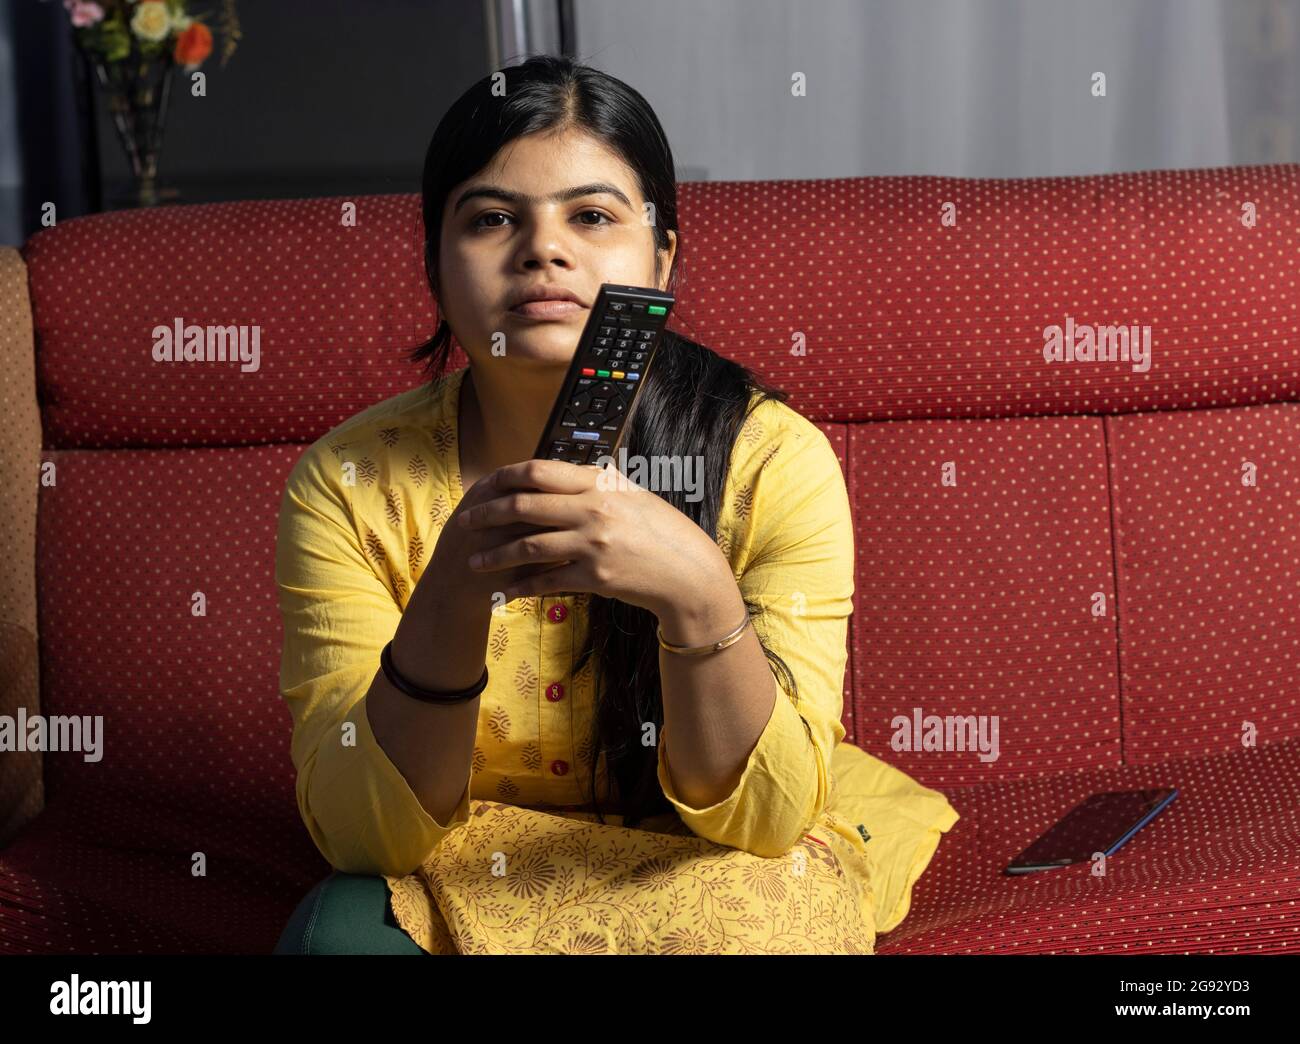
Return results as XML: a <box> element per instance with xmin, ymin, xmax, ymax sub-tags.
<box><xmin>16</xmin><ymin>166</ymin><xmax>1300</xmax><ymax>822</ymax></box>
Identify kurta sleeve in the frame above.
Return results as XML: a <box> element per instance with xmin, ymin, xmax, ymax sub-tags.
<box><xmin>656</xmin><ymin>410</ymin><xmax>854</xmax><ymax>857</ymax></box>
<box><xmin>275</xmin><ymin>442</ymin><xmax>472</xmax><ymax>878</ymax></box>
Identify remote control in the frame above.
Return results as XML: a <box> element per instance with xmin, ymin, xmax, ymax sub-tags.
<box><xmin>532</xmin><ymin>283</ymin><xmax>675</xmax><ymax>464</ymax></box>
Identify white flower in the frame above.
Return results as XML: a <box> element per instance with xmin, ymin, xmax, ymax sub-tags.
<box><xmin>130</xmin><ymin>1</ymin><xmax>171</xmax><ymax>42</ymax></box>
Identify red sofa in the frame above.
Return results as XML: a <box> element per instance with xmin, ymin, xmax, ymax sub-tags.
<box><xmin>2</xmin><ymin>165</ymin><xmax>1298</xmax><ymax>954</ymax></box>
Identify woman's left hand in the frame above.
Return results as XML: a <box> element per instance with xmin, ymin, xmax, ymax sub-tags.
<box><xmin>457</xmin><ymin>457</ymin><xmax>731</xmax><ymax>616</ymax></box>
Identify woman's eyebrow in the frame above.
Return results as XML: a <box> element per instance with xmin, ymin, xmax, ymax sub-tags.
<box><xmin>453</xmin><ymin>182</ymin><xmax>633</xmax><ymax>213</ymax></box>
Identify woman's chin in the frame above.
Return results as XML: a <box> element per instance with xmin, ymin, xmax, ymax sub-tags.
<box><xmin>498</xmin><ymin>328</ymin><xmax>583</xmax><ymax>365</ymax></box>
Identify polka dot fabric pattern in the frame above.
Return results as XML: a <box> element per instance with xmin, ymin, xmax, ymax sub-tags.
<box><xmin>673</xmin><ymin>166</ymin><xmax>1300</xmax><ymax>422</ymax></box>
<box><xmin>0</xmin><ymin>248</ymin><xmax>44</xmax><ymax>850</ymax></box>
<box><xmin>21</xmin><ymin>196</ymin><xmax>440</xmax><ymax>450</ymax></box>
<box><xmin>1</xmin><ymin>445</ymin><xmax>331</xmax><ymax>952</ymax></box>
<box><xmin>4</xmin><ymin>163</ymin><xmax>1300</xmax><ymax>953</ymax></box>
<box><xmin>877</xmin><ymin>737</ymin><xmax>1300</xmax><ymax>953</ymax></box>
<box><xmin>849</xmin><ymin>415</ymin><xmax>1122</xmax><ymax>789</ymax></box>
<box><xmin>1108</xmin><ymin>405</ymin><xmax>1300</xmax><ymax>764</ymax></box>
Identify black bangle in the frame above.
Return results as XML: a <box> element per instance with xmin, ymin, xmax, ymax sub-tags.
<box><xmin>380</xmin><ymin>640</ymin><xmax>488</xmax><ymax>703</ymax></box>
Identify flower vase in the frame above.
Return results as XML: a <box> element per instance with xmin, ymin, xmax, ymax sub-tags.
<box><xmin>91</xmin><ymin>53</ymin><xmax>175</xmax><ymax>208</ymax></box>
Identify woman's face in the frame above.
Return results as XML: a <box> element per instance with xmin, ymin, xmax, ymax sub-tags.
<box><xmin>437</xmin><ymin>126</ymin><xmax>677</xmax><ymax>370</ymax></box>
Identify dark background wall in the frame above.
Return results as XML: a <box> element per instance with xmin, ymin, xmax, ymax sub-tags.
<box><xmin>2</xmin><ymin>0</ymin><xmax>491</xmax><ymax>243</ymax></box>
<box><xmin>95</xmin><ymin>0</ymin><xmax>489</xmax><ymax>203</ymax></box>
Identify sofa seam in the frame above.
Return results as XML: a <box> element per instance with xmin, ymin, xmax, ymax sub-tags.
<box><xmin>1101</xmin><ymin>414</ymin><xmax>1126</xmax><ymax>765</ymax></box>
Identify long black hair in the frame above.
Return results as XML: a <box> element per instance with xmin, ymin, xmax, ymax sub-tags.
<box><xmin>410</xmin><ymin>54</ymin><xmax>799</xmax><ymax>827</ymax></box>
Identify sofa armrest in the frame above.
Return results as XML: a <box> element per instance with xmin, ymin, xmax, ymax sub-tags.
<box><xmin>0</xmin><ymin>246</ymin><xmax>43</xmax><ymax>847</ymax></box>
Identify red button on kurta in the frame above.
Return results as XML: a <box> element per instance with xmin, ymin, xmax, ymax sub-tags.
<box><xmin>550</xmin><ymin>759</ymin><xmax>569</xmax><ymax>776</ymax></box>
<box><xmin>547</xmin><ymin>603</ymin><xmax>568</xmax><ymax>623</ymax></box>
<box><xmin>546</xmin><ymin>682</ymin><xmax>565</xmax><ymax>702</ymax></box>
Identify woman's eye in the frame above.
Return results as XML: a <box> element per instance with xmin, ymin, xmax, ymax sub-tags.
<box><xmin>576</xmin><ymin>210</ymin><xmax>612</xmax><ymax>226</ymax></box>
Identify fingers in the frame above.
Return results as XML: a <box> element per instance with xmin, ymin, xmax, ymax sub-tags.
<box><xmin>467</xmin><ymin>530</ymin><xmax>585</xmax><ymax>573</ymax></box>
<box><xmin>458</xmin><ymin>487</ymin><xmax>593</xmax><ymax>532</ymax></box>
<box><xmin>494</xmin><ymin>458</ymin><xmax>596</xmax><ymax>495</ymax></box>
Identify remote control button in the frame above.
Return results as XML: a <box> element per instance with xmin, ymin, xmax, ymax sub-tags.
<box><xmin>611</xmin><ymin>371</ymin><xmax>624</xmax><ymax>379</ymax></box>
<box><xmin>647</xmin><ymin>304</ymin><xmax>667</xmax><ymax>315</ymax></box>
<box><xmin>625</xmin><ymin>372</ymin><xmax>640</xmax><ymax>381</ymax></box>
<box><xmin>639</xmin><ymin>330</ymin><xmax>654</xmax><ymax>341</ymax></box>
<box><xmin>573</xmin><ymin>430</ymin><xmax>601</xmax><ymax>441</ymax></box>
<box><xmin>580</xmin><ymin>367</ymin><xmax>595</xmax><ymax>376</ymax></box>
<box><xmin>608</xmin><ymin>302</ymin><xmax>627</xmax><ymax>312</ymax></box>
<box><xmin>596</xmin><ymin>369</ymin><xmax>610</xmax><ymax>378</ymax></box>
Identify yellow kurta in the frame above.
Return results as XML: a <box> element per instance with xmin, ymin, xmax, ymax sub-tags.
<box><xmin>275</xmin><ymin>365</ymin><xmax>959</xmax><ymax>954</ymax></box>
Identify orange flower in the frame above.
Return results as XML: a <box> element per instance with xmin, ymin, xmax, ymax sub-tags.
<box><xmin>173</xmin><ymin>23</ymin><xmax>213</xmax><ymax>68</ymax></box>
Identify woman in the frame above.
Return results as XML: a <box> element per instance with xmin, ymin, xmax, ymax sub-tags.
<box><xmin>273</xmin><ymin>54</ymin><xmax>958</xmax><ymax>955</ymax></box>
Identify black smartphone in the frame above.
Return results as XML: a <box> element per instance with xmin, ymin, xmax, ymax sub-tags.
<box><xmin>532</xmin><ymin>283</ymin><xmax>675</xmax><ymax>463</ymax></box>
<box><xmin>1003</xmin><ymin>787</ymin><xmax>1178</xmax><ymax>874</ymax></box>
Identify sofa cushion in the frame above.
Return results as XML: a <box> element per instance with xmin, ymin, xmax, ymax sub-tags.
<box><xmin>849</xmin><ymin>414</ymin><xmax>1121</xmax><ymax>786</ymax></box>
<box><xmin>876</xmin><ymin>735</ymin><xmax>1300</xmax><ymax>953</ymax></box>
<box><xmin>1109</xmin><ymin>403</ymin><xmax>1300</xmax><ymax>761</ymax></box>
<box><xmin>32</xmin><ymin>445</ymin><xmax>302</xmax><ymax>806</ymax></box>
<box><xmin>0</xmin><ymin>789</ymin><xmax>322</xmax><ymax>954</ymax></box>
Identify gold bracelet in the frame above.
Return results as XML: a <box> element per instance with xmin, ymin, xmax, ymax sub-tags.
<box><xmin>656</xmin><ymin>612</ymin><xmax>751</xmax><ymax>656</ymax></box>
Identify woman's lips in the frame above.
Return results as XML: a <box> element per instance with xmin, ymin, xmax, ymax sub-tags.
<box><xmin>509</xmin><ymin>300</ymin><xmax>585</xmax><ymax>319</ymax></box>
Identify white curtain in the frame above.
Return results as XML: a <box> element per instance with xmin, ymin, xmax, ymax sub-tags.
<box><xmin>575</xmin><ymin>0</ymin><xmax>1299</xmax><ymax>179</ymax></box>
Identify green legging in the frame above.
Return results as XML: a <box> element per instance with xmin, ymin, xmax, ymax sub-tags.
<box><xmin>274</xmin><ymin>872</ymin><xmax>426</xmax><ymax>955</ymax></box>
